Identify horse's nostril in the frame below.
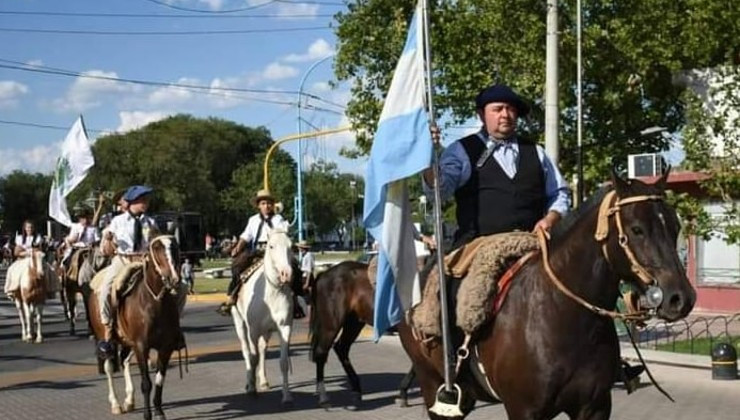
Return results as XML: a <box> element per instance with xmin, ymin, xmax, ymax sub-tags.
<box><xmin>668</xmin><ymin>293</ymin><xmax>684</xmax><ymax>312</ymax></box>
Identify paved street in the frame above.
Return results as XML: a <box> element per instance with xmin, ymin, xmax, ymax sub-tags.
<box><xmin>2</xmin><ymin>269</ymin><xmax>740</xmax><ymax>419</ymax></box>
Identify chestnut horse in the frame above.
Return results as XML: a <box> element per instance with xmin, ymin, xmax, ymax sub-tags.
<box><xmin>309</xmin><ymin>260</ymin><xmax>417</xmax><ymax>408</ymax></box>
<box><xmin>88</xmin><ymin>235</ymin><xmax>184</xmax><ymax>419</ymax></box>
<box><xmin>399</xmin><ymin>173</ymin><xmax>696</xmax><ymax>419</ymax></box>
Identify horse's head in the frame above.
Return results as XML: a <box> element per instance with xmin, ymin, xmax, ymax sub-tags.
<box><xmin>264</xmin><ymin>229</ymin><xmax>294</xmax><ymax>287</ymax></box>
<box><xmin>147</xmin><ymin>235</ymin><xmax>181</xmax><ymax>289</ymax></box>
<box><xmin>600</xmin><ymin>169</ymin><xmax>696</xmax><ymax>321</ymax></box>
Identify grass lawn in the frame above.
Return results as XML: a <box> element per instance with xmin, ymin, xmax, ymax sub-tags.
<box><xmin>193</xmin><ymin>276</ymin><xmax>229</xmax><ymax>294</ymax></box>
<box><xmin>656</xmin><ymin>336</ymin><xmax>740</xmax><ymax>356</ymax></box>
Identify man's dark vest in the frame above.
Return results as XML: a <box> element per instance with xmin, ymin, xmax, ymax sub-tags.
<box><xmin>454</xmin><ymin>134</ymin><xmax>545</xmax><ymax>241</ymax></box>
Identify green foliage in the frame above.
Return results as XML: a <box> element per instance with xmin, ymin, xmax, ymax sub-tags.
<box><xmin>77</xmin><ymin>114</ymin><xmax>294</xmax><ymax>236</ymax></box>
<box><xmin>0</xmin><ymin>171</ymin><xmax>52</xmax><ymax>234</ymax></box>
<box><xmin>333</xmin><ymin>0</ymin><xmax>739</xmax><ymax>196</ymax></box>
<box><xmin>679</xmin><ymin>66</ymin><xmax>740</xmax><ymax>244</ymax></box>
<box><xmin>303</xmin><ymin>159</ymin><xmax>363</xmax><ymax>240</ymax></box>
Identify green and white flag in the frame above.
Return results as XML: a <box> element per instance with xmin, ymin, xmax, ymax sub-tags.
<box><xmin>48</xmin><ymin>116</ymin><xmax>94</xmax><ymax>227</ymax></box>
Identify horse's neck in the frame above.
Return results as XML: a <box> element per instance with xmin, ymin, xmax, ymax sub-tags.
<box><xmin>545</xmin><ymin>211</ymin><xmax>620</xmax><ymax>311</ymax></box>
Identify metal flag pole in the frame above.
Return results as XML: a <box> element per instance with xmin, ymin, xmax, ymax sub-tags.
<box><xmin>421</xmin><ymin>0</ymin><xmax>456</xmax><ymax>397</ymax></box>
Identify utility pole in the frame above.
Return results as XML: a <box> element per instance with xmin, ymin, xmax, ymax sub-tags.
<box><xmin>545</xmin><ymin>0</ymin><xmax>560</xmax><ymax>166</ymax></box>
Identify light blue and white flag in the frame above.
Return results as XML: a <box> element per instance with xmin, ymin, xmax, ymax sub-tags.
<box><xmin>363</xmin><ymin>0</ymin><xmax>433</xmax><ymax>341</ymax></box>
<box><xmin>48</xmin><ymin>116</ymin><xmax>95</xmax><ymax>227</ymax></box>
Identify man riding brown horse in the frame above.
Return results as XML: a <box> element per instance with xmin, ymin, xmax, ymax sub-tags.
<box><xmin>419</xmin><ymin>84</ymin><xmax>642</xmax><ymax>385</ymax></box>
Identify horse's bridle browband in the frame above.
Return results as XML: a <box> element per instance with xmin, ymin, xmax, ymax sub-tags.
<box><xmin>538</xmin><ymin>190</ymin><xmax>664</xmax><ymax>321</ymax></box>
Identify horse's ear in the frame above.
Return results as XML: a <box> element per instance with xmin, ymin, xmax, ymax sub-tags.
<box><xmin>655</xmin><ymin>165</ymin><xmax>671</xmax><ymax>192</ymax></box>
<box><xmin>610</xmin><ymin>166</ymin><xmax>631</xmax><ymax>196</ymax></box>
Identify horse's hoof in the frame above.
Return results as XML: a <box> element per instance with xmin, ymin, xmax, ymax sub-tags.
<box><xmin>258</xmin><ymin>382</ymin><xmax>270</xmax><ymax>391</ymax></box>
<box><xmin>111</xmin><ymin>404</ymin><xmax>122</xmax><ymax>415</ymax></box>
<box><xmin>34</xmin><ymin>336</ymin><xmax>43</xmax><ymax>344</ymax></box>
<box><xmin>123</xmin><ymin>402</ymin><xmax>135</xmax><ymax>413</ymax></box>
<box><xmin>395</xmin><ymin>397</ymin><xmax>409</xmax><ymax>408</ymax></box>
<box><xmin>318</xmin><ymin>397</ymin><xmax>331</xmax><ymax>409</ymax></box>
<box><xmin>245</xmin><ymin>388</ymin><xmax>258</xmax><ymax>398</ymax></box>
<box><xmin>281</xmin><ymin>398</ymin><xmax>294</xmax><ymax>409</ymax></box>
<box><xmin>155</xmin><ymin>412</ymin><xmax>166</xmax><ymax>420</ymax></box>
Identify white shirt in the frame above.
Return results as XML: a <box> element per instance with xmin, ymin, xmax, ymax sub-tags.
<box><xmin>66</xmin><ymin>223</ymin><xmax>101</xmax><ymax>248</ymax></box>
<box><xmin>300</xmin><ymin>250</ymin><xmax>315</xmax><ymax>275</ymax></box>
<box><xmin>15</xmin><ymin>233</ymin><xmax>42</xmax><ymax>251</ymax></box>
<box><xmin>239</xmin><ymin>213</ymin><xmax>289</xmax><ymax>245</ymax></box>
<box><xmin>103</xmin><ymin>212</ymin><xmax>156</xmax><ymax>254</ymax></box>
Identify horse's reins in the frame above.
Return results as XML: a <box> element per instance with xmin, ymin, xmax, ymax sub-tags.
<box><xmin>538</xmin><ymin>190</ymin><xmax>674</xmax><ymax>401</ymax></box>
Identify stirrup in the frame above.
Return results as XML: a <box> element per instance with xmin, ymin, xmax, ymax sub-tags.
<box><xmin>429</xmin><ymin>384</ymin><xmax>463</xmax><ymax>417</ymax></box>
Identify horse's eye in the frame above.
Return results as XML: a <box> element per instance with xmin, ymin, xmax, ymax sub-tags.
<box><xmin>631</xmin><ymin>226</ymin><xmax>644</xmax><ymax>236</ymax></box>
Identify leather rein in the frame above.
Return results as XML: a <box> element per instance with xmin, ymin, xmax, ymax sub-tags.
<box><xmin>538</xmin><ymin>191</ymin><xmax>664</xmax><ymax>321</ymax></box>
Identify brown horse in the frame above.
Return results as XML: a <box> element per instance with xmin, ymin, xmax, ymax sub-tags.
<box><xmin>399</xmin><ymin>172</ymin><xmax>696</xmax><ymax>420</ymax></box>
<box><xmin>309</xmin><ymin>260</ymin><xmax>416</xmax><ymax>408</ymax></box>
<box><xmin>60</xmin><ymin>246</ymin><xmax>110</xmax><ymax>336</ymax></box>
<box><xmin>88</xmin><ymin>235</ymin><xmax>184</xmax><ymax>419</ymax></box>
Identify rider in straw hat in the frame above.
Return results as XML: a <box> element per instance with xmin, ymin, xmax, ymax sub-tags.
<box><xmin>221</xmin><ymin>188</ymin><xmax>289</xmax><ymax>310</ymax></box>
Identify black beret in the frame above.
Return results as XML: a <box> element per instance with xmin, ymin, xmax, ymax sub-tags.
<box><xmin>475</xmin><ymin>84</ymin><xmax>530</xmax><ymax>117</ymax></box>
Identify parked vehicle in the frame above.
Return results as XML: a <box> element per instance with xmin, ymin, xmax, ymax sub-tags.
<box><xmin>151</xmin><ymin>211</ymin><xmax>205</xmax><ymax>265</ymax></box>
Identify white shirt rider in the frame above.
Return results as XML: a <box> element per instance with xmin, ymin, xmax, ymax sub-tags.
<box><xmin>239</xmin><ymin>213</ymin><xmax>289</xmax><ymax>248</ymax></box>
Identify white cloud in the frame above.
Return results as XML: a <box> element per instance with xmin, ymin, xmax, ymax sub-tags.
<box><xmin>262</xmin><ymin>62</ymin><xmax>299</xmax><ymax>80</ymax></box>
<box><xmin>0</xmin><ymin>143</ymin><xmax>60</xmax><ymax>175</ymax></box>
<box><xmin>0</xmin><ymin>81</ymin><xmax>29</xmax><ymax>108</ymax></box>
<box><xmin>283</xmin><ymin>39</ymin><xmax>335</xmax><ymax>63</ymax></box>
<box><xmin>53</xmin><ymin>70</ymin><xmax>136</xmax><ymax>112</ymax></box>
<box><xmin>148</xmin><ymin>77</ymin><xmax>198</xmax><ymax>106</ymax></box>
<box><xmin>116</xmin><ymin>111</ymin><xmax>173</xmax><ymax>133</ymax></box>
<box><xmin>310</xmin><ymin>81</ymin><xmax>332</xmax><ymax>93</ymax></box>
<box><xmin>276</xmin><ymin>2</ymin><xmax>320</xmax><ymax>19</ymax></box>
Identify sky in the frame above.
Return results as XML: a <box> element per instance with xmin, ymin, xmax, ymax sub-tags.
<box><xmin>0</xmin><ymin>0</ymin><xmax>368</xmax><ymax>176</ymax></box>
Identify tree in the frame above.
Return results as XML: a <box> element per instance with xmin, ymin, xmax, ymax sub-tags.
<box><xmin>0</xmin><ymin>171</ymin><xmax>53</xmax><ymax>235</ymax></box>
<box><xmin>677</xmin><ymin>65</ymin><xmax>739</xmax><ymax>244</ymax></box>
<box><xmin>303</xmin><ymin>160</ymin><xmax>363</xmax><ymax>242</ymax></box>
<box><xmin>74</xmin><ymin>115</ymin><xmax>293</xmax><ymax>236</ymax></box>
<box><xmin>334</xmin><ymin>0</ymin><xmax>739</xmax><ymax>196</ymax></box>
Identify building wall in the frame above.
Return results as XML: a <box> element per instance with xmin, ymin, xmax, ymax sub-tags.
<box><xmin>687</xmin><ymin>234</ymin><xmax>740</xmax><ymax>313</ymax></box>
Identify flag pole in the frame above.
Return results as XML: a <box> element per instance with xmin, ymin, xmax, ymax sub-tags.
<box><xmin>421</xmin><ymin>0</ymin><xmax>455</xmax><ymax>395</ymax></box>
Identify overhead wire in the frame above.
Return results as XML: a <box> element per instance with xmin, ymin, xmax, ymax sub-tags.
<box><xmin>141</xmin><ymin>0</ymin><xmax>278</xmax><ymax>13</ymax></box>
<box><xmin>0</xmin><ymin>10</ymin><xmax>336</xmax><ymax>19</ymax></box>
<box><xmin>0</xmin><ymin>59</ymin><xmax>345</xmax><ymax>110</ymax></box>
<box><xmin>0</xmin><ymin>26</ymin><xmax>330</xmax><ymax>36</ymax></box>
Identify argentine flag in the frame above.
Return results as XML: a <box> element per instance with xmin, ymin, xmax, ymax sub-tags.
<box><xmin>363</xmin><ymin>1</ymin><xmax>433</xmax><ymax>340</ymax></box>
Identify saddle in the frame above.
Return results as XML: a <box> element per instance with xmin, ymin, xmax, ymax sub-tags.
<box><xmin>91</xmin><ymin>261</ymin><xmax>145</xmax><ymax>309</ymax></box>
<box><xmin>409</xmin><ymin>232</ymin><xmax>539</xmax><ymax>337</ymax></box>
<box><xmin>66</xmin><ymin>248</ymin><xmax>91</xmax><ymax>282</ymax></box>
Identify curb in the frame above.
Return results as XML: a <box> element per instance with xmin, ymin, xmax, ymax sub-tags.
<box><xmin>620</xmin><ymin>343</ymin><xmax>714</xmax><ymax>371</ymax></box>
<box><xmin>187</xmin><ymin>293</ymin><xmax>227</xmax><ymax>303</ymax></box>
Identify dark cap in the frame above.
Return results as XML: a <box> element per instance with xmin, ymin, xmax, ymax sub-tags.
<box><xmin>123</xmin><ymin>185</ymin><xmax>153</xmax><ymax>202</ymax></box>
<box><xmin>475</xmin><ymin>84</ymin><xmax>530</xmax><ymax>116</ymax></box>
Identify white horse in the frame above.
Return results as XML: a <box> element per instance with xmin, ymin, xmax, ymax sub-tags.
<box><xmin>230</xmin><ymin>229</ymin><xmax>296</xmax><ymax>406</ymax></box>
<box><xmin>6</xmin><ymin>250</ymin><xmax>56</xmax><ymax>343</ymax></box>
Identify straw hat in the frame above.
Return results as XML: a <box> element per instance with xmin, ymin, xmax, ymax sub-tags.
<box><xmin>252</xmin><ymin>189</ymin><xmax>275</xmax><ymax>206</ymax></box>
<box><xmin>296</xmin><ymin>240</ymin><xmax>311</xmax><ymax>249</ymax></box>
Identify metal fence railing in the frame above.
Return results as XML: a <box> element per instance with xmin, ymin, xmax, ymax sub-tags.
<box><xmin>622</xmin><ymin>313</ymin><xmax>740</xmax><ymax>355</ymax></box>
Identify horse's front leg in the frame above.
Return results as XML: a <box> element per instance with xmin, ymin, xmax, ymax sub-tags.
<box><xmin>135</xmin><ymin>347</ymin><xmax>153</xmax><ymax>420</ymax></box>
<box><xmin>104</xmin><ymin>356</ymin><xmax>123</xmax><ymax>414</ymax></box>
<box><xmin>14</xmin><ymin>299</ymin><xmax>28</xmax><ymax>341</ymax></box>
<box><xmin>277</xmin><ymin>324</ymin><xmax>293</xmax><ymax>407</ymax></box>
<box><xmin>231</xmin><ymin>307</ymin><xmax>256</xmax><ymax>395</ymax></box>
<box><xmin>121</xmin><ymin>350</ymin><xmax>135</xmax><ymax>413</ymax></box>
<box><xmin>153</xmin><ymin>350</ymin><xmax>172</xmax><ymax>419</ymax></box>
<box><xmin>22</xmin><ymin>301</ymin><xmax>33</xmax><ymax>342</ymax></box>
<box><xmin>33</xmin><ymin>304</ymin><xmax>44</xmax><ymax>343</ymax></box>
<box><xmin>257</xmin><ymin>334</ymin><xmax>270</xmax><ymax>391</ymax></box>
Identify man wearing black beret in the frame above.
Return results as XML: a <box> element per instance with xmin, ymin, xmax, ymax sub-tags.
<box><xmin>422</xmin><ymin>84</ymin><xmax>570</xmax><ymax>245</ymax></box>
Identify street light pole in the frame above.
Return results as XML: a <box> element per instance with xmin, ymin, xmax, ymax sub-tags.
<box><xmin>297</xmin><ymin>54</ymin><xmax>334</xmax><ymax>242</ymax></box>
<box><xmin>349</xmin><ymin>180</ymin><xmax>356</xmax><ymax>251</ymax></box>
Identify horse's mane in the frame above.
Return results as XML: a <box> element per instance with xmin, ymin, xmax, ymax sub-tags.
<box><xmin>549</xmin><ymin>185</ymin><xmax>612</xmax><ymax>243</ymax></box>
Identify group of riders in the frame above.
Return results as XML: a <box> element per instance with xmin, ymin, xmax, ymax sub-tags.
<box><xmin>3</xmin><ymin>183</ymin><xmax>312</xmax><ymax>357</ymax></box>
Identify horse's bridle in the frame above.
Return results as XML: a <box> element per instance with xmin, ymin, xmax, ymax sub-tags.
<box><xmin>595</xmin><ymin>190</ymin><xmax>664</xmax><ymax>287</ymax></box>
<box><xmin>539</xmin><ymin>190</ymin><xmax>665</xmax><ymax>320</ymax></box>
<box><xmin>146</xmin><ymin>235</ymin><xmax>179</xmax><ymax>294</ymax></box>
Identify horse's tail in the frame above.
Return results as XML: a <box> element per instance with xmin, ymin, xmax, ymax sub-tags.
<box><xmin>308</xmin><ymin>270</ymin><xmax>324</xmax><ymax>362</ymax></box>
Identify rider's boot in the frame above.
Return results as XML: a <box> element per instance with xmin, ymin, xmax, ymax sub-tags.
<box><xmin>619</xmin><ymin>361</ymin><xmax>645</xmax><ymax>394</ymax></box>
